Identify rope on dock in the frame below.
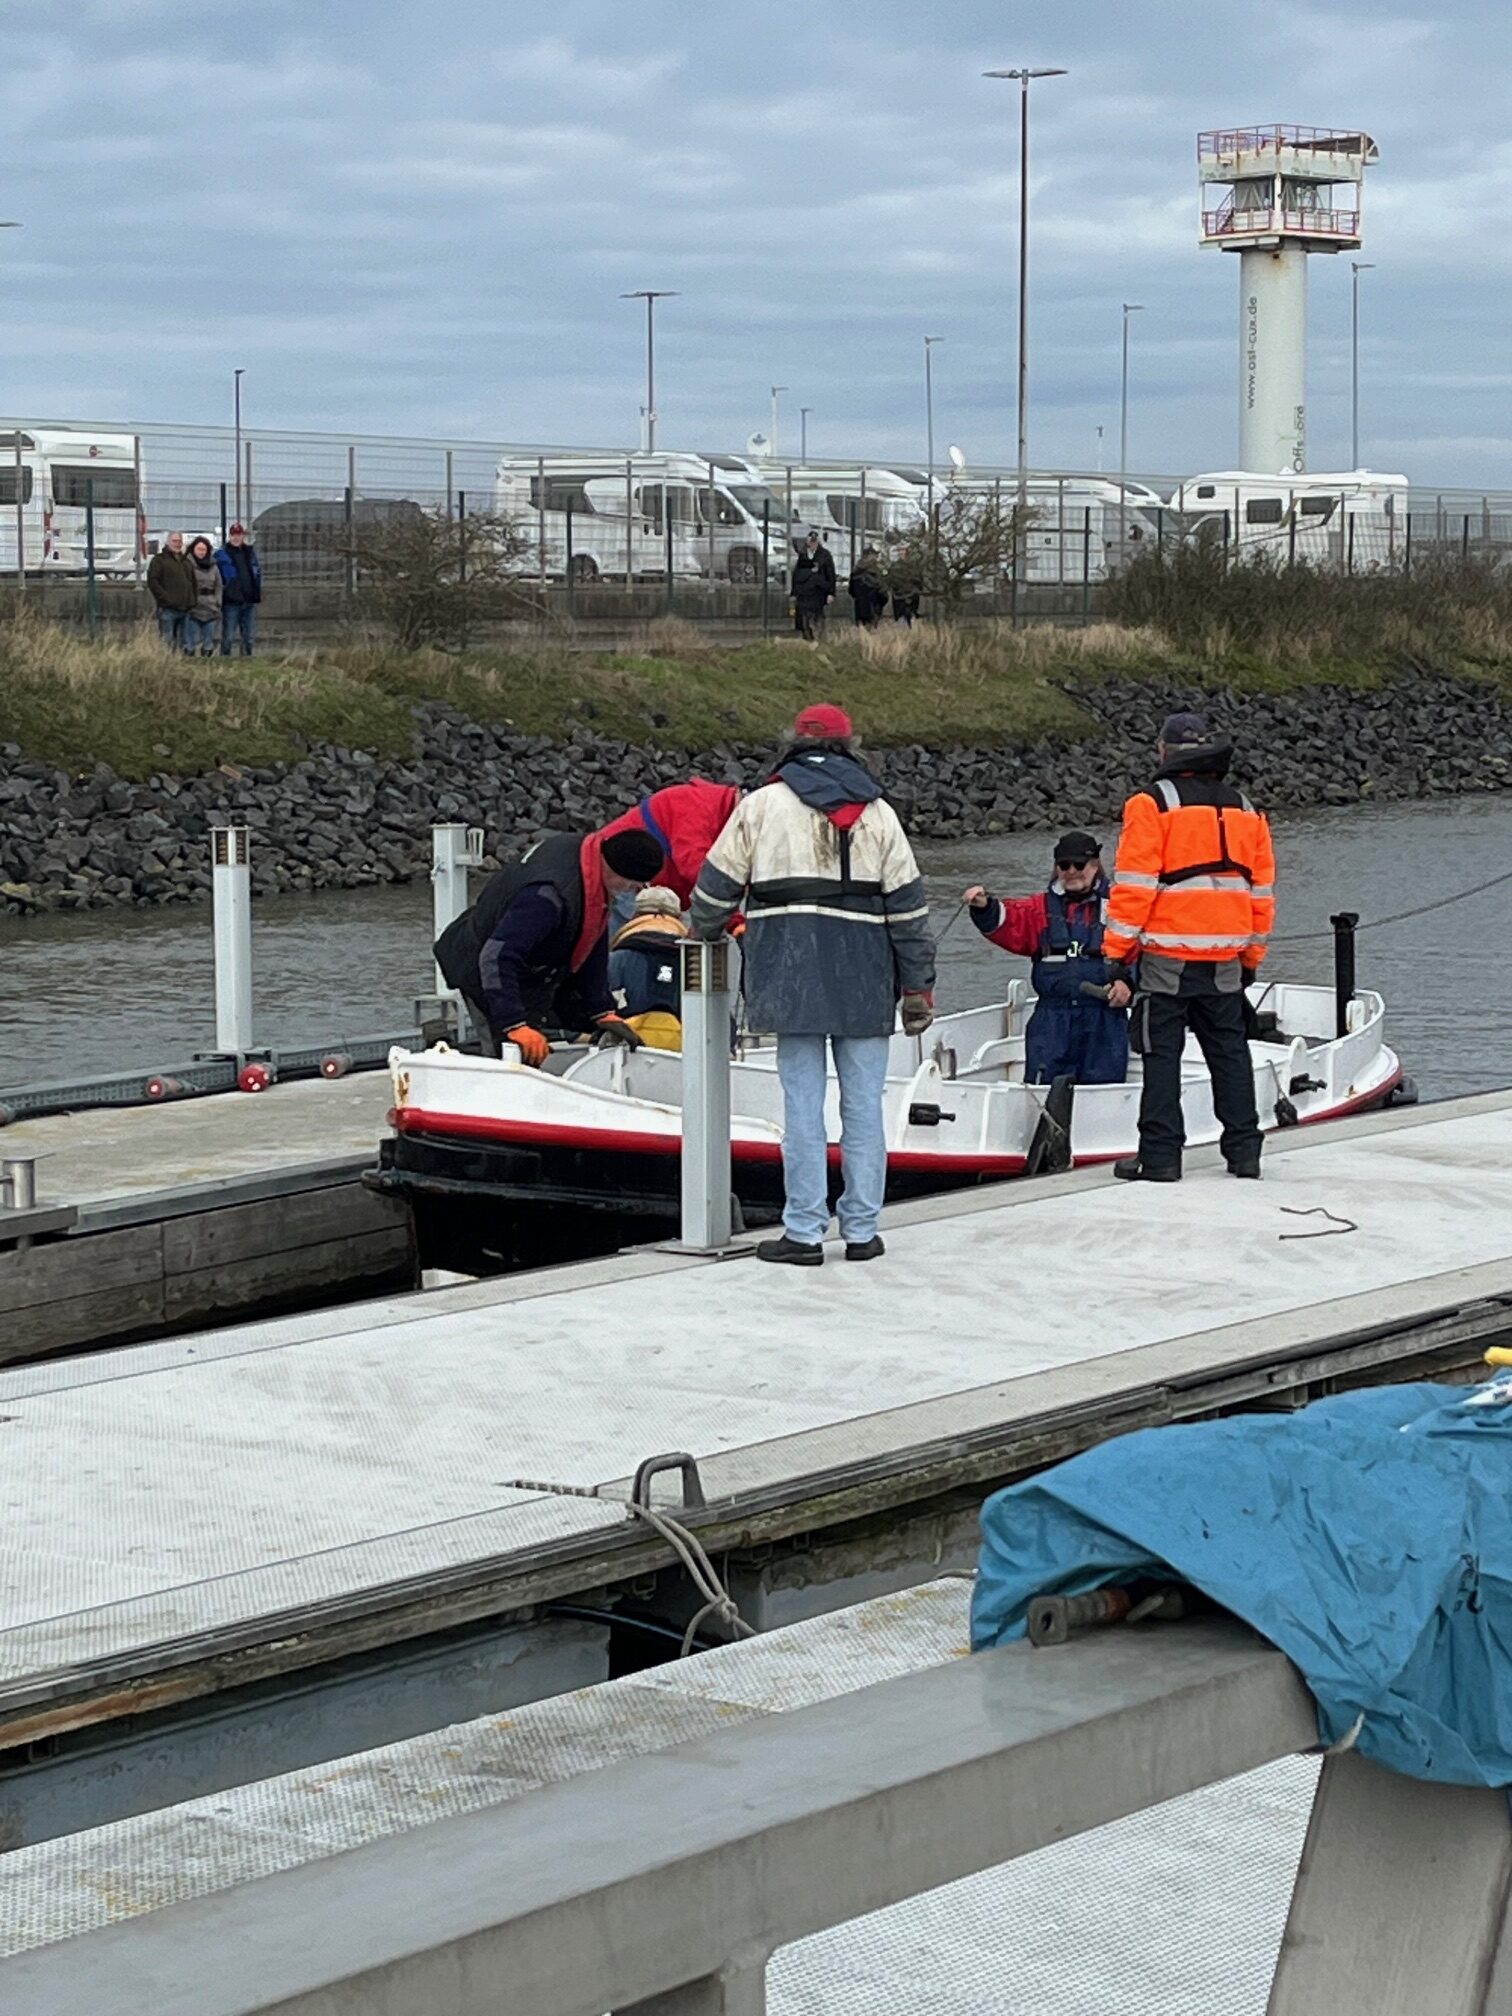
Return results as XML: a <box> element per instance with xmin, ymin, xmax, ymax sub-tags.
<box><xmin>505</xmin><ymin>1476</ymin><xmax>755</xmax><ymax>1655</ymax></box>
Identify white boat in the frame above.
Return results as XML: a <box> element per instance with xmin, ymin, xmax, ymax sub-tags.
<box><xmin>373</xmin><ymin>981</ymin><xmax>1407</xmax><ymax>1271</ymax></box>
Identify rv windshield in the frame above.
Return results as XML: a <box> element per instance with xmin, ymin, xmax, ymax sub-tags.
<box><xmin>50</xmin><ymin>464</ymin><xmax>138</xmax><ymax>509</ymax></box>
<box><xmin>728</xmin><ymin>486</ymin><xmax>792</xmax><ymax>524</ymax></box>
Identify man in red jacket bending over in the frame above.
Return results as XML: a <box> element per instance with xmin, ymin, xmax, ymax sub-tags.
<box><xmin>963</xmin><ymin>831</ymin><xmax>1130</xmax><ymax>1085</ymax></box>
<box><xmin>597</xmin><ymin>780</ymin><xmax>741</xmax><ymax>910</ymax></box>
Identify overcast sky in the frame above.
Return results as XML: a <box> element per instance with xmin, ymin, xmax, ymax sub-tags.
<box><xmin>4</xmin><ymin>0</ymin><xmax>1509</xmax><ymax>486</ymax></box>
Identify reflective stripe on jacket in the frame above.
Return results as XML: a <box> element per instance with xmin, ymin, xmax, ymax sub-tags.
<box><xmin>1103</xmin><ymin>775</ymin><xmax>1276</xmax><ymax>967</ymax></box>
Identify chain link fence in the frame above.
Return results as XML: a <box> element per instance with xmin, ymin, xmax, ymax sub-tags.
<box><xmin>4</xmin><ymin>414</ymin><xmax>1512</xmax><ymax>640</ymax></box>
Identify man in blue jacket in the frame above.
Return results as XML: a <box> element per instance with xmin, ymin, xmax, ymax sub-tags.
<box><xmin>215</xmin><ymin>523</ymin><xmax>262</xmax><ymax>657</ymax></box>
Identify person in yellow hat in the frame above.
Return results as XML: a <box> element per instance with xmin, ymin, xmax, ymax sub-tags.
<box><xmin>608</xmin><ymin>886</ymin><xmax>692</xmax><ymax>1050</ymax></box>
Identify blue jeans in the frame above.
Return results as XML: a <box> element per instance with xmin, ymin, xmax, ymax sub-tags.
<box><xmin>221</xmin><ymin>602</ymin><xmax>256</xmax><ymax>655</ymax></box>
<box><xmin>183</xmin><ymin>615</ymin><xmax>216</xmax><ymax>653</ymax></box>
<box><xmin>156</xmin><ymin>608</ymin><xmax>185</xmax><ymax>648</ymax></box>
<box><xmin>775</xmin><ymin>1032</ymin><xmax>891</xmax><ymax>1245</ymax></box>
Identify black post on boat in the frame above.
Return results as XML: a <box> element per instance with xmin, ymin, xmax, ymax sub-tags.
<box><xmin>1330</xmin><ymin>911</ymin><xmax>1360</xmax><ymax>1038</ymax></box>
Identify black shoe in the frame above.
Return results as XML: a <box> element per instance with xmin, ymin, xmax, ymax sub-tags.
<box><xmin>757</xmin><ymin>1235</ymin><xmax>823</xmax><ymax>1267</ymax></box>
<box><xmin>1114</xmin><ymin>1157</ymin><xmax>1181</xmax><ymax>1183</ymax></box>
<box><xmin>844</xmin><ymin>1236</ymin><xmax>885</xmax><ymax>1261</ymax></box>
<box><xmin>1227</xmin><ymin>1158</ymin><xmax>1262</xmax><ymax>1179</ymax></box>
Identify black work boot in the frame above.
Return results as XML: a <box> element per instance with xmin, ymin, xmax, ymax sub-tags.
<box><xmin>1114</xmin><ymin>1158</ymin><xmax>1181</xmax><ymax>1183</ymax></box>
<box><xmin>757</xmin><ymin>1235</ymin><xmax>823</xmax><ymax>1267</ymax></box>
<box><xmin>1227</xmin><ymin>1157</ymin><xmax>1262</xmax><ymax>1179</ymax></box>
<box><xmin>844</xmin><ymin>1235</ymin><xmax>885</xmax><ymax>1261</ymax></box>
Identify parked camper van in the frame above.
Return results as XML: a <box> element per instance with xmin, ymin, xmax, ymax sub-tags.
<box><xmin>776</xmin><ymin>466</ymin><xmax>930</xmax><ymax>552</ymax></box>
<box><xmin>1012</xmin><ymin>476</ymin><xmax>1168</xmax><ymax>583</ymax></box>
<box><xmin>1169</xmin><ymin>471</ymin><xmax>1410</xmax><ymax>566</ymax></box>
<box><xmin>0</xmin><ymin>428</ymin><xmax>143</xmax><ymax>576</ymax></box>
<box><xmin>493</xmin><ymin>452</ymin><xmax>792</xmax><ymax>583</ymax></box>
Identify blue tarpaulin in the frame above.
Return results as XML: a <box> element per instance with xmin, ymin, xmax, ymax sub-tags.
<box><xmin>972</xmin><ymin>1379</ymin><xmax>1512</xmax><ymax>1786</ymax></box>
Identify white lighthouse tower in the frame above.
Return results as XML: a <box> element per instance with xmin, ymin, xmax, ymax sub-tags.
<box><xmin>1199</xmin><ymin>124</ymin><xmax>1378</xmax><ymax>473</ymax></box>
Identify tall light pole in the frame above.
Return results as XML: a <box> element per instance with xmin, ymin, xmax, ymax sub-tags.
<box><xmin>231</xmin><ymin>368</ymin><xmax>245</xmax><ymax>529</ymax></box>
<box><xmin>770</xmin><ymin>385</ymin><xmax>788</xmax><ymax>458</ymax></box>
<box><xmin>621</xmin><ymin>290</ymin><xmax>678</xmax><ymax>452</ymax></box>
<box><xmin>924</xmin><ymin>335</ymin><xmax>943</xmax><ymax>483</ymax></box>
<box><xmin>984</xmin><ymin>65</ymin><xmax>1067</xmax><ymax>519</ymax></box>
<box><xmin>1350</xmin><ymin>261</ymin><xmax>1374</xmax><ymax>470</ymax></box>
<box><xmin>799</xmin><ymin>406</ymin><xmax>811</xmax><ymax>461</ymax></box>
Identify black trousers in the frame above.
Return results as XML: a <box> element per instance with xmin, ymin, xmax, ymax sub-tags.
<box><xmin>1134</xmin><ymin>980</ymin><xmax>1262</xmax><ymax>1171</ymax></box>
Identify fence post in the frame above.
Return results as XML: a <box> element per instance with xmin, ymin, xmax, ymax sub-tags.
<box><xmin>212</xmin><ymin>827</ymin><xmax>254</xmax><ymax>1057</ymax></box>
<box><xmin>1462</xmin><ymin>512</ymin><xmax>1471</xmax><ymax>560</ymax></box>
<box><xmin>342</xmin><ymin>480</ymin><xmax>355</xmax><ymax>618</ymax></box>
<box><xmin>565</xmin><ymin>498</ymin><xmax>575</xmax><ymax>616</ymax></box>
<box><xmin>665</xmin><ymin>493</ymin><xmax>674</xmax><ymax>616</ymax></box>
<box><xmin>1404</xmin><ymin>510</ymin><xmax>1413</xmax><ymax>576</ymax></box>
<box><xmin>14</xmin><ymin>429</ymin><xmax>26</xmax><ymax>590</ymax></box>
<box><xmin>1156</xmin><ymin>504</ymin><xmax>1165</xmax><ymax>562</ymax></box>
<box><xmin>536</xmin><ymin>454</ymin><xmax>547</xmax><ymax>601</ymax></box>
<box><xmin>1287</xmin><ymin>510</ymin><xmax>1296</xmax><ymax>566</ymax></box>
<box><xmin>1347</xmin><ymin>511</ymin><xmax>1355</xmax><ymax>575</ymax></box>
<box><xmin>132</xmin><ymin>433</ymin><xmax>143</xmax><ymax>589</ymax></box>
<box><xmin>1222</xmin><ymin>508</ymin><xmax>1231</xmax><ymax>571</ymax></box>
<box><xmin>625</xmin><ymin>458</ymin><xmax>634</xmax><ymax>590</ymax></box>
<box><xmin>219</xmin><ymin>480</ymin><xmax>229</xmax><ymax>545</ymax></box>
<box><xmin>243</xmin><ymin>440</ymin><xmax>254</xmax><ymax>529</ymax></box>
<box><xmin>761</xmin><ymin>502</ymin><xmax>770</xmax><ymax>636</ymax></box>
<box><xmin>85</xmin><ymin>481</ymin><xmax>98</xmax><ymax>641</ymax></box>
<box><xmin>1081</xmin><ymin>507</ymin><xmax>1091</xmax><ymax>623</ymax></box>
<box><xmin>856</xmin><ymin>469</ymin><xmax>866</xmax><ymax>576</ymax></box>
<box><xmin>1056</xmin><ymin>474</ymin><xmax>1066</xmax><ymax>585</ymax></box>
<box><xmin>445</xmin><ymin>450</ymin><xmax>454</xmax><ymax>520</ymax></box>
<box><xmin>458</xmin><ymin>490</ymin><xmax>468</xmax><ymax>650</ymax></box>
<box><xmin>707</xmin><ymin>458</ymin><xmax>717</xmax><ymax>587</ymax></box>
<box><xmin>784</xmin><ymin>465</ymin><xmax>793</xmax><ymax>539</ymax></box>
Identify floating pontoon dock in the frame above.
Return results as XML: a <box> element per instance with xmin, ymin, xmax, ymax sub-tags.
<box><xmin>2</xmin><ymin>1090</ymin><xmax>1510</xmax><ymax>1850</ymax></box>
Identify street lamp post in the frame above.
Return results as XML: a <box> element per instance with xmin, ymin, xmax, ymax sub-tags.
<box><xmin>924</xmin><ymin>335</ymin><xmax>943</xmax><ymax>483</ymax></box>
<box><xmin>800</xmin><ymin>406</ymin><xmax>811</xmax><ymax>461</ymax></box>
<box><xmin>770</xmin><ymin>385</ymin><xmax>788</xmax><ymax>459</ymax></box>
<box><xmin>1350</xmin><ymin>261</ymin><xmax>1374</xmax><ymax>470</ymax></box>
<box><xmin>983</xmin><ymin>65</ymin><xmax>1068</xmax><ymax>522</ymax></box>
<box><xmin>621</xmin><ymin>290</ymin><xmax>679</xmax><ymax>453</ymax></box>
<box><xmin>233</xmin><ymin>368</ymin><xmax>245</xmax><ymax>529</ymax></box>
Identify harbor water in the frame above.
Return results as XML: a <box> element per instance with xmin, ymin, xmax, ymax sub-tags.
<box><xmin>2</xmin><ymin>796</ymin><xmax>1510</xmax><ymax>1099</ymax></box>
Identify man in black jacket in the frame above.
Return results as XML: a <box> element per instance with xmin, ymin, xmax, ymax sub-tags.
<box><xmin>146</xmin><ymin>532</ymin><xmax>194</xmax><ymax>649</ymax></box>
<box><xmin>434</xmin><ymin>826</ymin><xmax>664</xmax><ymax>1061</ymax></box>
<box><xmin>791</xmin><ymin>530</ymin><xmax>836</xmax><ymax>641</ymax></box>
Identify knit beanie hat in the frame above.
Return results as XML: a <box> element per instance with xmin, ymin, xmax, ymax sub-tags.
<box><xmin>600</xmin><ymin>829</ymin><xmax>665</xmax><ymax>881</ymax></box>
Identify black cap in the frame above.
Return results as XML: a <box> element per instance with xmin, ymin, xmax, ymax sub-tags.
<box><xmin>600</xmin><ymin>829</ymin><xmax>665</xmax><ymax>881</ymax></box>
<box><xmin>1054</xmin><ymin>830</ymin><xmax>1101</xmax><ymax>865</ymax></box>
<box><xmin>1160</xmin><ymin>710</ymin><xmax>1210</xmax><ymax>746</ymax></box>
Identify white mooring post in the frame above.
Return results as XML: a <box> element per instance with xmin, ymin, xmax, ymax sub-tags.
<box><xmin>211</xmin><ymin>826</ymin><xmax>254</xmax><ymax>1056</ymax></box>
<box><xmin>431</xmin><ymin>823</ymin><xmax>485</xmax><ymax>997</ymax></box>
<box><xmin>677</xmin><ymin>936</ymin><xmax>736</xmax><ymax>1252</ymax></box>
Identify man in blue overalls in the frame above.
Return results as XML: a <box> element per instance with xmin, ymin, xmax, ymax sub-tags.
<box><xmin>962</xmin><ymin>831</ymin><xmax>1130</xmax><ymax>1084</ymax></box>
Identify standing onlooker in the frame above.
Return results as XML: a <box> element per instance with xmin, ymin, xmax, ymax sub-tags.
<box><xmin>215</xmin><ymin>522</ymin><xmax>262</xmax><ymax>657</ymax></box>
<box><xmin>888</xmin><ymin>545</ymin><xmax>923</xmax><ymax>627</ymax></box>
<box><xmin>790</xmin><ymin>530</ymin><xmax>836</xmax><ymax>642</ymax></box>
<box><xmin>183</xmin><ymin>536</ymin><xmax>223</xmax><ymax>656</ymax></box>
<box><xmin>692</xmin><ymin>703</ymin><xmax>934</xmax><ymax>1265</ymax></box>
<box><xmin>847</xmin><ymin>547</ymin><xmax>889</xmax><ymax>627</ymax></box>
<box><xmin>146</xmin><ymin>531</ymin><xmax>195</xmax><ymax>649</ymax></box>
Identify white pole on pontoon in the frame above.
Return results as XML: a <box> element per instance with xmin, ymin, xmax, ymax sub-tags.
<box><xmin>677</xmin><ymin>937</ymin><xmax>736</xmax><ymax>1252</ymax></box>
<box><xmin>211</xmin><ymin>826</ymin><xmax>254</xmax><ymax>1057</ymax></box>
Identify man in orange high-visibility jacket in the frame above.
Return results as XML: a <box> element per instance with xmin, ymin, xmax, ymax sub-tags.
<box><xmin>1102</xmin><ymin>711</ymin><xmax>1276</xmax><ymax>1183</ymax></box>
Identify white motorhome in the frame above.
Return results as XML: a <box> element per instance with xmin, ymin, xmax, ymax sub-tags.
<box><xmin>493</xmin><ymin>451</ymin><xmax>792</xmax><ymax>583</ymax></box>
<box><xmin>1169</xmin><ymin>470</ymin><xmax>1410</xmax><ymax>566</ymax></box>
<box><xmin>1012</xmin><ymin>476</ymin><xmax>1168</xmax><ymax>583</ymax></box>
<box><xmin>771</xmin><ymin>465</ymin><xmax>930</xmax><ymax>553</ymax></box>
<box><xmin>0</xmin><ymin>427</ymin><xmax>143</xmax><ymax>576</ymax></box>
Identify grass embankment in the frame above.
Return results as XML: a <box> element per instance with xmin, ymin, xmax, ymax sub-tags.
<box><xmin>4</xmin><ymin>550</ymin><xmax>1512</xmax><ymax>779</ymax></box>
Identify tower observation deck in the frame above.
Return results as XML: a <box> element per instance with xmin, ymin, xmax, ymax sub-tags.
<box><xmin>1199</xmin><ymin>124</ymin><xmax>1379</xmax><ymax>473</ymax></box>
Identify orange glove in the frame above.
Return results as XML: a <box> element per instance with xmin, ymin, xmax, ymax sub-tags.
<box><xmin>592</xmin><ymin>1012</ymin><xmax>645</xmax><ymax>1051</ymax></box>
<box><xmin>505</xmin><ymin>1023</ymin><xmax>550</xmax><ymax>1067</ymax></box>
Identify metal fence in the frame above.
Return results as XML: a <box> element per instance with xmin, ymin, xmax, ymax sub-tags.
<box><xmin>6</xmin><ymin>413</ymin><xmax>1512</xmax><ymax>622</ymax></box>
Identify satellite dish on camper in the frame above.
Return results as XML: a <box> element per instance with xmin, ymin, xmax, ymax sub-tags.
<box><xmin>947</xmin><ymin>445</ymin><xmax>967</xmax><ymax>471</ymax></box>
<box><xmin>747</xmin><ymin>432</ymin><xmax>770</xmax><ymax>457</ymax></box>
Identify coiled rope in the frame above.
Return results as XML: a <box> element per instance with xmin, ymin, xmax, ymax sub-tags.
<box><xmin>505</xmin><ymin>1476</ymin><xmax>754</xmax><ymax>1656</ymax></box>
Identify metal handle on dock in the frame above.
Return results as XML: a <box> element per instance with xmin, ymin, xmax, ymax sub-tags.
<box><xmin>0</xmin><ymin>1154</ymin><xmax>38</xmax><ymax>1211</ymax></box>
<box><xmin>631</xmin><ymin>1451</ymin><xmax>708</xmax><ymax>1512</ymax></box>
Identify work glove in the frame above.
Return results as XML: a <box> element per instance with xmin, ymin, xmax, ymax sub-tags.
<box><xmin>592</xmin><ymin>1013</ymin><xmax>645</xmax><ymax>1051</ymax></box>
<box><xmin>901</xmin><ymin>990</ymin><xmax>934</xmax><ymax>1036</ymax></box>
<box><xmin>504</xmin><ymin>1023</ymin><xmax>551</xmax><ymax>1068</ymax></box>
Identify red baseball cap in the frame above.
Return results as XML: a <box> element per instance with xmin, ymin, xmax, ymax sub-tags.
<box><xmin>794</xmin><ymin>703</ymin><xmax>853</xmax><ymax>740</ymax></box>
<box><xmin>228</xmin><ymin>522</ymin><xmax>247</xmax><ymax>535</ymax></box>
